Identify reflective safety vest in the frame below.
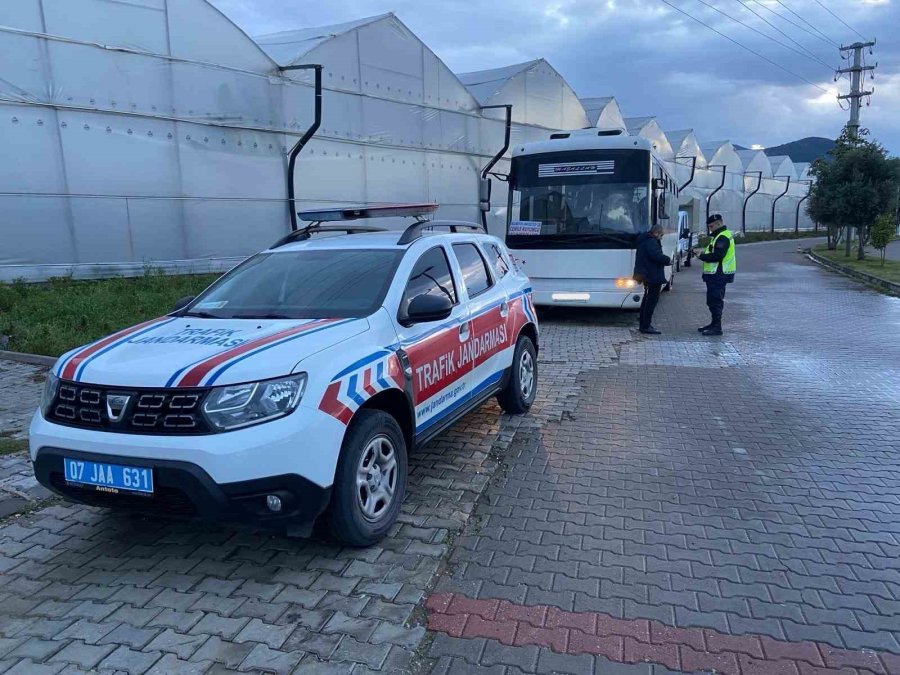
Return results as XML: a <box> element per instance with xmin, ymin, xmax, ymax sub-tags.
<box><xmin>703</xmin><ymin>229</ymin><xmax>737</xmax><ymax>275</ymax></box>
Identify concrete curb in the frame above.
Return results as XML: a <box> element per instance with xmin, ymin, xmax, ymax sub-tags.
<box><xmin>0</xmin><ymin>350</ymin><xmax>55</xmax><ymax>367</ymax></box>
<box><xmin>807</xmin><ymin>249</ymin><xmax>900</xmax><ymax>296</ymax></box>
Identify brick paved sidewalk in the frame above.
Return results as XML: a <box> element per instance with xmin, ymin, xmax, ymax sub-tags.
<box><xmin>424</xmin><ymin>242</ymin><xmax>900</xmax><ymax>674</ymax></box>
<box><xmin>0</xmin><ymin>359</ymin><xmax>52</xmax><ymax>518</ymax></box>
<box><xmin>0</xmin><ymin>322</ymin><xmax>632</xmax><ymax>673</ymax></box>
<box><xmin>2</xmin><ymin>240</ymin><xmax>899</xmax><ymax>674</ymax></box>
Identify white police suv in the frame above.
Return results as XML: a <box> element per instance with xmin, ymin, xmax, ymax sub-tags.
<box><xmin>30</xmin><ymin>205</ymin><xmax>539</xmax><ymax>546</ymax></box>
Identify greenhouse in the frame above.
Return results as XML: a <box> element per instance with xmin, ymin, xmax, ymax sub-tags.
<box><xmin>0</xmin><ymin>0</ymin><xmax>815</xmax><ymax>282</ymax></box>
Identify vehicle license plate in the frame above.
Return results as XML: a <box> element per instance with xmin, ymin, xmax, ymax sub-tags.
<box><xmin>63</xmin><ymin>458</ymin><xmax>154</xmax><ymax>494</ymax></box>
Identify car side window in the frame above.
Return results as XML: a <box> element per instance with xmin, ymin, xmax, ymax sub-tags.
<box><xmin>452</xmin><ymin>243</ymin><xmax>493</xmax><ymax>298</ymax></box>
<box><xmin>400</xmin><ymin>246</ymin><xmax>458</xmax><ymax>317</ymax></box>
<box><xmin>486</xmin><ymin>244</ymin><xmax>509</xmax><ymax>278</ymax></box>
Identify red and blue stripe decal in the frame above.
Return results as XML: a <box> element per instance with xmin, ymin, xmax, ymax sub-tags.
<box><xmin>168</xmin><ymin>318</ymin><xmax>351</xmax><ymax>388</ymax></box>
<box><xmin>318</xmin><ymin>351</ymin><xmax>405</xmax><ymax>425</ymax></box>
<box><xmin>57</xmin><ymin>316</ymin><xmax>175</xmax><ymax>382</ymax></box>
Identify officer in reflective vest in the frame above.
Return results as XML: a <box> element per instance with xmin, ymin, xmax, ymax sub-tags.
<box><xmin>692</xmin><ymin>214</ymin><xmax>736</xmax><ymax>336</ymax></box>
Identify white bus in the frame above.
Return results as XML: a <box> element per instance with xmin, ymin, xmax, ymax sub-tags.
<box><xmin>504</xmin><ymin>131</ymin><xmax>679</xmax><ymax>309</ymax></box>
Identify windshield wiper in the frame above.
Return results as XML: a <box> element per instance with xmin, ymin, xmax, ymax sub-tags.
<box><xmin>229</xmin><ymin>313</ymin><xmax>295</xmax><ymax>320</ymax></box>
<box><xmin>177</xmin><ymin>310</ymin><xmax>220</xmax><ymax>319</ymax></box>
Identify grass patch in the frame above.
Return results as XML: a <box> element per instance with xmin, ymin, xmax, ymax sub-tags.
<box><xmin>0</xmin><ymin>270</ymin><xmax>221</xmax><ymax>357</ymax></box>
<box><xmin>699</xmin><ymin>230</ymin><xmax>821</xmax><ymax>247</ymax></box>
<box><xmin>0</xmin><ymin>436</ymin><xmax>28</xmax><ymax>456</ymax></box>
<box><xmin>814</xmin><ymin>246</ymin><xmax>900</xmax><ymax>284</ymax></box>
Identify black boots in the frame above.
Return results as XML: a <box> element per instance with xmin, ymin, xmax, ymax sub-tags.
<box><xmin>701</xmin><ymin>323</ymin><xmax>723</xmax><ymax>336</ymax></box>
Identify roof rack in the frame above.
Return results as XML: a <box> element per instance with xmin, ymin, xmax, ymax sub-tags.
<box><xmin>397</xmin><ymin>220</ymin><xmax>485</xmax><ymax>246</ymax></box>
<box><xmin>297</xmin><ymin>203</ymin><xmax>438</xmax><ymax>222</ymax></box>
<box><xmin>271</xmin><ymin>224</ymin><xmax>386</xmax><ymax>249</ymax></box>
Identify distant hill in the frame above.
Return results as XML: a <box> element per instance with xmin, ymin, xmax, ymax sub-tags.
<box><xmin>734</xmin><ymin>137</ymin><xmax>835</xmax><ymax>163</ymax></box>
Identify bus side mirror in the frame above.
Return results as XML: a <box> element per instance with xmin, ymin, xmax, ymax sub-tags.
<box><xmin>479</xmin><ymin>177</ymin><xmax>492</xmax><ymax>212</ymax></box>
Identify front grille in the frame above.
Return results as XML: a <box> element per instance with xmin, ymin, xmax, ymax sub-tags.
<box><xmin>49</xmin><ymin>381</ymin><xmax>212</xmax><ymax>435</ymax></box>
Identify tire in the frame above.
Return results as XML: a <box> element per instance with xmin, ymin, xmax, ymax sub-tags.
<box><xmin>497</xmin><ymin>335</ymin><xmax>538</xmax><ymax>414</ymax></box>
<box><xmin>326</xmin><ymin>409</ymin><xmax>407</xmax><ymax>547</ymax></box>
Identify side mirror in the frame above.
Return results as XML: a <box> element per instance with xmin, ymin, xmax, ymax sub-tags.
<box><xmin>479</xmin><ymin>177</ymin><xmax>492</xmax><ymax>213</ymax></box>
<box><xmin>404</xmin><ymin>293</ymin><xmax>453</xmax><ymax>325</ymax></box>
<box><xmin>172</xmin><ymin>295</ymin><xmax>195</xmax><ymax>313</ymax></box>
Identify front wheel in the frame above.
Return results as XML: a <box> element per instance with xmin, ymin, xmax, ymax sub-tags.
<box><xmin>326</xmin><ymin>409</ymin><xmax>407</xmax><ymax>547</ymax></box>
<box><xmin>497</xmin><ymin>335</ymin><xmax>538</xmax><ymax>414</ymax></box>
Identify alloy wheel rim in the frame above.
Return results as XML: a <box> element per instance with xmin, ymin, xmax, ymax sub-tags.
<box><xmin>519</xmin><ymin>350</ymin><xmax>535</xmax><ymax>399</ymax></box>
<box><xmin>355</xmin><ymin>435</ymin><xmax>398</xmax><ymax>522</ymax></box>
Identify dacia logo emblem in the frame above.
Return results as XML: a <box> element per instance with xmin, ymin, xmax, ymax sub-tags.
<box><xmin>106</xmin><ymin>394</ymin><xmax>131</xmax><ymax>422</ymax></box>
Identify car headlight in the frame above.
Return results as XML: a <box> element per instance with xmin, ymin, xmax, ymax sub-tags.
<box><xmin>41</xmin><ymin>373</ymin><xmax>60</xmax><ymax>417</ymax></box>
<box><xmin>202</xmin><ymin>373</ymin><xmax>307</xmax><ymax>431</ymax></box>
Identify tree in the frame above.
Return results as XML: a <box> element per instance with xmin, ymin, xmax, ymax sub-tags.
<box><xmin>870</xmin><ymin>213</ymin><xmax>896</xmax><ymax>266</ymax></box>
<box><xmin>807</xmin><ymin>129</ymin><xmax>898</xmax><ymax>260</ymax></box>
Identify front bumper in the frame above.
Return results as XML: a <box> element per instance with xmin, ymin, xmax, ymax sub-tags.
<box><xmin>529</xmin><ymin>277</ymin><xmax>644</xmax><ymax>309</ymax></box>
<box><xmin>33</xmin><ymin>447</ymin><xmax>331</xmax><ymax>532</ymax></box>
<box><xmin>532</xmin><ymin>288</ymin><xmax>643</xmax><ymax>309</ymax></box>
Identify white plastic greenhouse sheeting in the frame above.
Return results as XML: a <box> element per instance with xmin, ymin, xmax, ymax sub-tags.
<box><xmin>457</xmin><ymin>59</ymin><xmax>589</xmax><ymax>130</ymax></box>
<box><xmin>0</xmin><ymin>1</ymin><xmax>814</xmax><ymax>282</ymax></box>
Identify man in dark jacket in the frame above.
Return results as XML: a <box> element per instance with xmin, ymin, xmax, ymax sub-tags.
<box><xmin>633</xmin><ymin>224</ymin><xmax>671</xmax><ymax>335</ymax></box>
<box><xmin>692</xmin><ymin>213</ymin><xmax>736</xmax><ymax>336</ymax></box>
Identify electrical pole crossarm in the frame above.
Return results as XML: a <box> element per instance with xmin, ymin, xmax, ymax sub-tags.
<box><xmin>837</xmin><ymin>40</ymin><xmax>877</xmax><ymax>139</ymax></box>
<box><xmin>836</xmin><ymin>65</ymin><xmax>875</xmax><ymax>74</ymax></box>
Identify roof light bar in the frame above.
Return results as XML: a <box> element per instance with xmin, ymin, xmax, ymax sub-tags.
<box><xmin>297</xmin><ymin>203</ymin><xmax>438</xmax><ymax>222</ymax></box>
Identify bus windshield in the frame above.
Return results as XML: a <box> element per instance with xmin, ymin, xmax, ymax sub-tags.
<box><xmin>507</xmin><ymin>149</ymin><xmax>651</xmax><ymax>250</ymax></box>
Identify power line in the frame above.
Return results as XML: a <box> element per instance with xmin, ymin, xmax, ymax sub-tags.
<box><xmin>658</xmin><ymin>0</ymin><xmax>831</xmax><ymax>92</ymax></box>
<box><xmin>690</xmin><ymin>0</ymin><xmax>835</xmax><ymax>73</ymax></box>
<box><xmin>733</xmin><ymin>0</ymin><xmax>836</xmax><ymax>69</ymax></box>
<box><xmin>770</xmin><ymin>0</ymin><xmax>840</xmax><ymax>46</ymax></box>
<box><xmin>810</xmin><ymin>0</ymin><xmax>867</xmax><ymax>39</ymax></box>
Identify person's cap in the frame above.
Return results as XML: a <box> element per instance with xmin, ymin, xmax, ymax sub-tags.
<box><xmin>706</xmin><ymin>213</ymin><xmax>723</xmax><ymax>225</ymax></box>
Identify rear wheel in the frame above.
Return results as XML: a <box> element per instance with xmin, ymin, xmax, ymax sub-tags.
<box><xmin>497</xmin><ymin>335</ymin><xmax>537</xmax><ymax>414</ymax></box>
<box><xmin>327</xmin><ymin>409</ymin><xmax>407</xmax><ymax>547</ymax></box>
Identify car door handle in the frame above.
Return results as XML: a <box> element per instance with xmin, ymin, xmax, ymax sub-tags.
<box><xmin>458</xmin><ymin>322</ymin><xmax>470</xmax><ymax>340</ymax></box>
<box><xmin>500</xmin><ymin>301</ymin><xmax>509</xmax><ymax>317</ymax></box>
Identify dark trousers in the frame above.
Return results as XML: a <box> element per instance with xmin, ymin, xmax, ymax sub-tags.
<box><xmin>705</xmin><ymin>277</ymin><xmax>727</xmax><ymax>326</ymax></box>
<box><xmin>639</xmin><ymin>283</ymin><xmax>662</xmax><ymax>330</ymax></box>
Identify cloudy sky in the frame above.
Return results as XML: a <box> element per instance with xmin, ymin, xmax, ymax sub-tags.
<box><xmin>210</xmin><ymin>0</ymin><xmax>898</xmax><ymax>154</ymax></box>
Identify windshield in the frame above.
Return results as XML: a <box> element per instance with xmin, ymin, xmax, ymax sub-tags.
<box><xmin>507</xmin><ymin>149</ymin><xmax>650</xmax><ymax>250</ymax></box>
<box><xmin>182</xmin><ymin>249</ymin><xmax>403</xmax><ymax>319</ymax></box>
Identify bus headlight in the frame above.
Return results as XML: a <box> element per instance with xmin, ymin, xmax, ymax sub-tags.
<box><xmin>615</xmin><ymin>278</ymin><xmax>638</xmax><ymax>289</ymax></box>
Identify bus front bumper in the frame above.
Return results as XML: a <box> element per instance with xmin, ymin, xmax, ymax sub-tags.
<box><xmin>531</xmin><ymin>283</ymin><xmax>643</xmax><ymax>309</ymax></box>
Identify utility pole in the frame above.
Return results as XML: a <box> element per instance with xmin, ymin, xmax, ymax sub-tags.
<box><xmin>837</xmin><ymin>40</ymin><xmax>876</xmax><ymax>139</ymax></box>
<box><xmin>836</xmin><ymin>40</ymin><xmax>875</xmax><ymax>255</ymax></box>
